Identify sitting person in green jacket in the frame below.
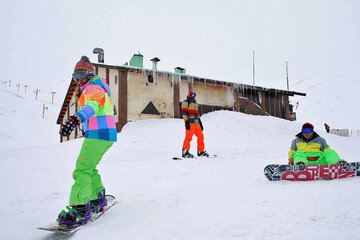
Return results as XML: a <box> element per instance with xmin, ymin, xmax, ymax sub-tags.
<box><xmin>288</xmin><ymin>122</ymin><xmax>344</xmax><ymax>165</ymax></box>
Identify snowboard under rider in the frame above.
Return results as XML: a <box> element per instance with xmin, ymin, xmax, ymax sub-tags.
<box><xmin>288</xmin><ymin>122</ymin><xmax>345</xmax><ymax>165</ymax></box>
<box><xmin>181</xmin><ymin>90</ymin><xmax>209</xmax><ymax>158</ymax></box>
<box><xmin>57</xmin><ymin>56</ymin><xmax>117</xmax><ymax>226</ymax></box>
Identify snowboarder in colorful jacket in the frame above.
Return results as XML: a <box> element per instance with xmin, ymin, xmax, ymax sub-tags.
<box><xmin>288</xmin><ymin>122</ymin><xmax>343</xmax><ymax>165</ymax></box>
<box><xmin>57</xmin><ymin>56</ymin><xmax>117</xmax><ymax>226</ymax></box>
<box><xmin>181</xmin><ymin>90</ymin><xmax>209</xmax><ymax>158</ymax></box>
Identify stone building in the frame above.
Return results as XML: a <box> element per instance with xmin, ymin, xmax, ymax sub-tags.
<box><xmin>56</xmin><ymin>54</ymin><xmax>306</xmax><ymax>142</ymax></box>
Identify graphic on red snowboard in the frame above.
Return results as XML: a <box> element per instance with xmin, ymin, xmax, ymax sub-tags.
<box><xmin>264</xmin><ymin>162</ymin><xmax>360</xmax><ymax>181</ymax></box>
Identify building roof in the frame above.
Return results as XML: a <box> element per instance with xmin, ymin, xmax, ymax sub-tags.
<box><xmin>93</xmin><ymin>63</ymin><xmax>306</xmax><ymax>96</ymax></box>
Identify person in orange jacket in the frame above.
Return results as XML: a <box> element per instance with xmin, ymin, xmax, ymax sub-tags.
<box><xmin>181</xmin><ymin>90</ymin><xmax>209</xmax><ymax>158</ymax></box>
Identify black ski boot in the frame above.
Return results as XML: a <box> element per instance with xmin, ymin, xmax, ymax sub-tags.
<box><xmin>182</xmin><ymin>149</ymin><xmax>194</xmax><ymax>158</ymax></box>
<box><xmin>197</xmin><ymin>150</ymin><xmax>209</xmax><ymax>157</ymax></box>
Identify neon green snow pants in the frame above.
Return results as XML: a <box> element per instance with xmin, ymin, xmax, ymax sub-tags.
<box><xmin>293</xmin><ymin>149</ymin><xmax>340</xmax><ymax>165</ymax></box>
<box><xmin>69</xmin><ymin>138</ymin><xmax>113</xmax><ymax>205</ymax></box>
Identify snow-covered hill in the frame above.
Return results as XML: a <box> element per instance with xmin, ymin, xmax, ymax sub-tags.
<box><xmin>292</xmin><ymin>75</ymin><xmax>360</xmax><ymax>131</ymax></box>
<box><xmin>0</xmin><ymin>84</ymin><xmax>359</xmax><ymax>239</ymax></box>
<box><xmin>0</xmin><ymin>88</ymin><xmax>61</xmax><ymax>151</ymax></box>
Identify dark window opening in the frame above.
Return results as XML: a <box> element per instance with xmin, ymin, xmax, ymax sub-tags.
<box><xmin>113</xmin><ymin>105</ymin><xmax>117</xmax><ymax>115</ymax></box>
<box><xmin>289</xmin><ymin>104</ymin><xmax>294</xmax><ymax>113</ymax></box>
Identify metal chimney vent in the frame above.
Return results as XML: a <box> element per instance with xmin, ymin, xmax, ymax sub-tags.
<box><xmin>150</xmin><ymin>57</ymin><xmax>160</xmax><ymax>70</ymax></box>
<box><xmin>93</xmin><ymin>48</ymin><xmax>104</xmax><ymax>63</ymax></box>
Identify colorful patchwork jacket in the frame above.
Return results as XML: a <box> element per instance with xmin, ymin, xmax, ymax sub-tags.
<box><xmin>74</xmin><ymin>76</ymin><xmax>117</xmax><ymax>142</ymax></box>
<box><xmin>181</xmin><ymin>98</ymin><xmax>201</xmax><ymax>124</ymax></box>
<box><xmin>288</xmin><ymin>132</ymin><xmax>330</xmax><ymax>163</ymax></box>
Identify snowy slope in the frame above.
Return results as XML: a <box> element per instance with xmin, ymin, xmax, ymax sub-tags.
<box><xmin>291</xmin><ymin>75</ymin><xmax>360</xmax><ymax>131</ymax></box>
<box><xmin>0</xmin><ymin>85</ymin><xmax>360</xmax><ymax>240</ymax></box>
<box><xmin>0</xmin><ymin>83</ymin><xmax>67</xmax><ymax>151</ymax></box>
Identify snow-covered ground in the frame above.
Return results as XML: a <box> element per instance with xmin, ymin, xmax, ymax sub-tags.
<box><xmin>292</xmin><ymin>75</ymin><xmax>360</xmax><ymax>131</ymax></box>
<box><xmin>0</xmin><ymin>77</ymin><xmax>359</xmax><ymax>239</ymax></box>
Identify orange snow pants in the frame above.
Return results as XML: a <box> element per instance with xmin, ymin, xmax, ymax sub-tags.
<box><xmin>182</xmin><ymin>124</ymin><xmax>205</xmax><ymax>152</ymax></box>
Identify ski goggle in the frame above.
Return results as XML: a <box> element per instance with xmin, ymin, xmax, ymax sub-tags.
<box><xmin>302</xmin><ymin>128</ymin><xmax>313</xmax><ymax>134</ymax></box>
<box><xmin>190</xmin><ymin>93</ymin><xmax>196</xmax><ymax>98</ymax></box>
<box><xmin>72</xmin><ymin>70</ymin><xmax>88</xmax><ymax>82</ymax></box>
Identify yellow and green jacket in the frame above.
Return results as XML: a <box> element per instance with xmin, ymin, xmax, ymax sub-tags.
<box><xmin>288</xmin><ymin>132</ymin><xmax>330</xmax><ymax>163</ymax></box>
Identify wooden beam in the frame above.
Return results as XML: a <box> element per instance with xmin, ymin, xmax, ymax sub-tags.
<box><xmin>117</xmin><ymin>69</ymin><xmax>128</xmax><ymax>132</ymax></box>
<box><xmin>173</xmin><ymin>77</ymin><xmax>180</xmax><ymax>118</ymax></box>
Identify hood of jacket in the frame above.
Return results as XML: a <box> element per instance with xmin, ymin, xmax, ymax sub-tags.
<box><xmin>81</xmin><ymin>76</ymin><xmax>111</xmax><ymax>96</ymax></box>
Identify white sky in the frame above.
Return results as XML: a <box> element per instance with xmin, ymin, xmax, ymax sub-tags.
<box><xmin>1</xmin><ymin>0</ymin><xmax>359</xmax><ymax>91</ymax></box>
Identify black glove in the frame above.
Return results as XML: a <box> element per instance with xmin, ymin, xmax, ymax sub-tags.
<box><xmin>59</xmin><ymin>115</ymin><xmax>80</xmax><ymax>137</ymax></box>
<box><xmin>185</xmin><ymin>120</ymin><xmax>190</xmax><ymax>130</ymax></box>
<box><xmin>199</xmin><ymin>120</ymin><xmax>203</xmax><ymax>131</ymax></box>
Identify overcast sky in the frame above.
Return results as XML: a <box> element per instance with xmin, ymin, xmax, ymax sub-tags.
<box><xmin>1</xmin><ymin>0</ymin><xmax>359</xmax><ymax>91</ymax></box>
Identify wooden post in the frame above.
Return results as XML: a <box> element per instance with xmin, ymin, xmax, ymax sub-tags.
<box><xmin>34</xmin><ymin>89</ymin><xmax>40</xmax><ymax>100</ymax></box>
<box><xmin>106</xmin><ymin>68</ymin><xmax>110</xmax><ymax>85</ymax></box>
<box><xmin>117</xmin><ymin>69</ymin><xmax>128</xmax><ymax>132</ymax></box>
<box><xmin>253</xmin><ymin>50</ymin><xmax>255</xmax><ymax>86</ymax></box>
<box><xmin>50</xmin><ymin>91</ymin><xmax>56</xmax><ymax>104</ymax></box>
<box><xmin>286</xmin><ymin>61</ymin><xmax>289</xmax><ymax>90</ymax></box>
<box><xmin>173</xmin><ymin>75</ymin><xmax>180</xmax><ymax>118</ymax></box>
<box><xmin>42</xmin><ymin>104</ymin><xmax>48</xmax><ymax>118</ymax></box>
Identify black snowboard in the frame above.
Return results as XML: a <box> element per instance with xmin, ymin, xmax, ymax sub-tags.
<box><xmin>173</xmin><ymin>154</ymin><xmax>217</xmax><ymax>160</ymax></box>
